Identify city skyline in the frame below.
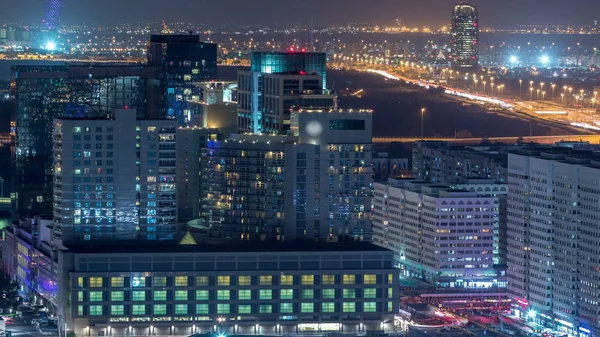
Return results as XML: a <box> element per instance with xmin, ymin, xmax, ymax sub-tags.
<box><xmin>1</xmin><ymin>0</ymin><xmax>600</xmax><ymax>28</ymax></box>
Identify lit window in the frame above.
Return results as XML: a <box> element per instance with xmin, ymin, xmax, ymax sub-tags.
<box><xmin>388</xmin><ymin>288</ymin><xmax>393</xmax><ymax>298</ymax></box>
<box><xmin>238</xmin><ymin>305</ymin><xmax>252</xmax><ymax>314</ymax></box>
<box><xmin>281</xmin><ymin>275</ymin><xmax>293</xmax><ymax>285</ymax></box>
<box><xmin>387</xmin><ymin>274</ymin><xmax>393</xmax><ymax>284</ymax></box>
<box><xmin>147</xmin><ymin>176</ymin><xmax>157</xmax><ymax>183</ymax></box>
<box><xmin>77</xmin><ymin>291</ymin><xmax>83</xmax><ymax>302</ymax></box>
<box><xmin>217</xmin><ymin>290</ymin><xmax>230</xmax><ymax>300</ymax></box>
<box><xmin>301</xmin><ymin>303</ymin><xmax>314</xmax><ymax>313</ymax></box>
<box><xmin>217</xmin><ymin>304</ymin><xmax>230</xmax><ymax>314</ymax></box>
<box><xmin>260</xmin><ymin>275</ymin><xmax>272</xmax><ymax>286</ymax></box>
<box><xmin>280</xmin><ymin>303</ymin><xmax>293</xmax><ymax>313</ymax></box>
<box><xmin>153</xmin><ymin>291</ymin><xmax>166</xmax><ymax>301</ymax></box>
<box><xmin>363</xmin><ymin>274</ymin><xmax>377</xmax><ymax>285</ymax></box>
<box><xmin>132</xmin><ymin>304</ymin><xmax>146</xmax><ymax>315</ymax></box>
<box><xmin>322</xmin><ymin>275</ymin><xmax>335</xmax><ymax>285</ymax></box>
<box><xmin>89</xmin><ymin>305</ymin><xmax>103</xmax><ymax>316</ymax></box>
<box><xmin>364</xmin><ymin>288</ymin><xmax>377</xmax><ymax>298</ymax></box>
<box><xmin>111</xmin><ymin>305</ymin><xmax>124</xmax><ymax>316</ymax></box>
<box><xmin>280</xmin><ymin>289</ymin><xmax>293</xmax><ymax>300</ymax></box>
<box><xmin>322</xmin><ymin>289</ymin><xmax>335</xmax><ymax>299</ymax></box>
<box><xmin>322</xmin><ymin>302</ymin><xmax>335</xmax><ymax>313</ymax></box>
<box><xmin>343</xmin><ymin>289</ymin><xmax>356</xmax><ymax>299</ymax></box>
<box><xmin>259</xmin><ymin>289</ymin><xmax>272</xmax><ymax>300</ymax></box>
<box><xmin>110</xmin><ymin>277</ymin><xmax>124</xmax><ymax>287</ymax></box>
<box><xmin>77</xmin><ymin>277</ymin><xmax>84</xmax><ymax>287</ymax></box>
<box><xmin>388</xmin><ymin>302</ymin><xmax>393</xmax><ymax>311</ymax></box>
<box><xmin>153</xmin><ymin>304</ymin><xmax>167</xmax><ymax>315</ymax></box>
<box><xmin>78</xmin><ymin>305</ymin><xmax>84</xmax><ymax>316</ymax></box>
<box><xmin>154</xmin><ymin>276</ymin><xmax>167</xmax><ymax>287</ymax></box>
<box><xmin>343</xmin><ymin>274</ymin><xmax>355</xmax><ymax>285</ymax></box>
<box><xmin>238</xmin><ymin>276</ymin><xmax>251</xmax><ymax>286</ymax></box>
<box><xmin>175</xmin><ymin>304</ymin><xmax>188</xmax><ymax>315</ymax></box>
<box><xmin>196</xmin><ymin>304</ymin><xmax>209</xmax><ymax>314</ymax></box>
<box><xmin>132</xmin><ymin>291</ymin><xmax>146</xmax><ymax>301</ymax></box>
<box><xmin>89</xmin><ymin>277</ymin><xmax>103</xmax><ymax>288</ymax></box>
<box><xmin>175</xmin><ymin>290</ymin><xmax>188</xmax><ymax>301</ymax></box>
<box><xmin>301</xmin><ymin>275</ymin><xmax>314</xmax><ymax>285</ymax></box>
<box><xmin>364</xmin><ymin>302</ymin><xmax>377</xmax><ymax>312</ymax></box>
<box><xmin>74</xmin><ymin>127</ymin><xmax>82</xmax><ymax>133</ymax></box>
<box><xmin>196</xmin><ymin>276</ymin><xmax>209</xmax><ymax>286</ymax></box>
<box><xmin>238</xmin><ymin>290</ymin><xmax>251</xmax><ymax>300</ymax></box>
<box><xmin>196</xmin><ymin>290</ymin><xmax>209</xmax><ymax>301</ymax></box>
<box><xmin>301</xmin><ymin>289</ymin><xmax>314</xmax><ymax>299</ymax></box>
<box><xmin>175</xmin><ymin>276</ymin><xmax>188</xmax><ymax>287</ymax></box>
<box><xmin>259</xmin><ymin>305</ymin><xmax>272</xmax><ymax>314</ymax></box>
<box><xmin>343</xmin><ymin>302</ymin><xmax>355</xmax><ymax>313</ymax></box>
<box><xmin>110</xmin><ymin>291</ymin><xmax>124</xmax><ymax>301</ymax></box>
<box><xmin>147</xmin><ymin>127</ymin><xmax>156</xmax><ymax>132</ymax></box>
<box><xmin>89</xmin><ymin>291</ymin><xmax>103</xmax><ymax>302</ymax></box>
<box><xmin>217</xmin><ymin>276</ymin><xmax>230</xmax><ymax>286</ymax></box>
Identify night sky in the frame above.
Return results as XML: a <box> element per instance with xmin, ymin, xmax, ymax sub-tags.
<box><xmin>2</xmin><ymin>0</ymin><xmax>600</xmax><ymax>27</ymax></box>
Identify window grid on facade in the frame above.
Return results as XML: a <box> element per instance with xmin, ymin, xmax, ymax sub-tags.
<box><xmin>132</xmin><ymin>304</ymin><xmax>146</xmax><ymax>315</ymax></box>
<box><xmin>280</xmin><ymin>289</ymin><xmax>293</xmax><ymax>300</ymax></box>
<box><xmin>175</xmin><ymin>304</ymin><xmax>188</xmax><ymax>315</ymax></box>
<box><xmin>259</xmin><ymin>304</ymin><xmax>272</xmax><ymax>313</ymax></box>
<box><xmin>89</xmin><ymin>305</ymin><xmax>102</xmax><ymax>316</ymax></box>
<box><xmin>217</xmin><ymin>303</ymin><xmax>230</xmax><ymax>314</ymax></box>
<box><xmin>281</xmin><ymin>303</ymin><xmax>293</xmax><ymax>313</ymax></box>
<box><xmin>89</xmin><ymin>291</ymin><xmax>103</xmax><ymax>302</ymax></box>
<box><xmin>196</xmin><ymin>290</ymin><xmax>209</xmax><ymax>301</ymax></box>
<box><xmin>238</xmin><ymin>304</ymin><xmax>252</xmax><ymax>314</ymax></box>
<box><xmin>175</xmin><ymin>276</ymin><xmax>188</xmax><ymax>287</ymax></box>
<box><xmin>343</xmin><ymin>289</ymin><xmax>356</xmax><ymax>299</ymax></box>
<box><xmin>259</xmin><ymin>275</ymin><xmax>272</xmax><ymax>286</ymax></box>
<box><xmin>322</xmin><ymin>275</ymin><xmax>335</xmax><ymax>285</ymax></box>
<box><xmin>364</xmin><ymin>302</ymin><xmax>377</xmax><ymax>312</ymax></box>
<box><xmin>301</xmin><ymin>289</ymin><xmax>314</xmax><ymax>299</ymax></box>
<box><xmin>301</xmin><ymin>275</ymin><xmax>314</xmax><ymax>285</ymax></box>
<box><xmin>154</xmin><ymin>276</ymin><xmax>167</xmax><ymax>287</ymax></box>
<box><xmin>281</xmin><ymin>275</ymin><xmax>293</xmax><ymax>285</ymax></box>
<box><xmin>111</xmin><ymin>305</ymin><xmax>124</xmax><ymax>316</ymax></box>
<box><xmin>343</xmin><ymin>274</ymin><xmax>355</xmax><ymax>285</ymax></box>
<box><xmin>322</xmin><ymin>302</ymin><xmax>335</xmax><ymax>313</ymax></box>
<box><xmin>154</xmin><ymin>304</ymin><xmax>166</xmax><ymax>315</ymax></box>
<box><xmin>238</xmin><ymin>290</ymin><xmax>251</xmax><ymax>300</ymax></box>
<box><xmin>259</xmin><ymin>289</ymin><xmax>272</xmax><ymax>300</ymax></box>
<box><xmin>175</xmin><ymin>290</ymin><xmax>188</xmax><ymax>301</ymax></box>
<box><xmin>196</xmin><ymin>304</ymin><xmax>209</xmax><ymax>314</ymax></box>
<box><xmin>196</xmin><ymin>276</ymin><xmax>209</xmax><ymax>286</ymax></box>
<box><xmin>238</xmin><ymin>276</ymin><xmax>251</xmax><ymax>286</ymax></box>
<box><xmin>343</xmin><ymin>302</ymin><xmax>356</xmax><ymax>312</ymax></box>
<box><xmin>132</xmin><ymin>291</ymin><xmax>145</xmax><ymax>301</ymax></box>
<box><xmin>217</xmin><ymin>276</ymin><xmax>230</xmax><ymax>286</ymax></box>
<box><xmin>217</xmin><ymin>290</ymin><xmax>230</xmax><ymax>300</ymax></box>
<box><xmin>301</xmin><ymin>302</ymin><xmax>314</xmax><ymax>313</ymax></box>
<box><xmin>110</xmin><ymin>291</ymin><xmax>124</xmax><ymax>301</ymax></box>
<box><xmin>89</xmin><ymin>277</ymin><xmax>103</xmax><ymax>287</ymax></box>
<box><xmin>110</xmin><ymin>277</ymin><xmax>124</xmax><ymax>287</ymax></box>
<box><xmin>363</xmin><ymin>274</ymin><xmax>377</xmax><ymax>285</ymax></box>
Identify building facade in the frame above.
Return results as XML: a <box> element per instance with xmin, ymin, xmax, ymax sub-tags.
<box><xmin>12</xmin><ymin>64</ymin><xmax>160</xmax><ymax>216</ymax></box>
<box><xmin>57</xmin><ymin>243</ymin><xmax>397</xmax><ymax>337</ymax></box>
<box><xmin>450</xmin><ymin>3</ymin><xmax>479</xmax><ymax>70</ymax></box>
<box><xmin>148</xmin><ymin>35</ymin><xmax>217</xmax><ymax>124</ymax></box>
<box><xmin>53</xmin><ymin>110</ymin><xmax>178</xmax><ymax>246</ymax></box>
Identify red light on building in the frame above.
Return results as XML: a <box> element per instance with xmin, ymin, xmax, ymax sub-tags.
<box><xmin>124</xmin><ymin>105</ymin><xmax>129</xmax><ymax>109</ymax></box>
<box><xmin>289</xmin><ymin>47</ymin><xmax>295</xmax><ymax>52</ymax></box>
<box><xmin>301</xmin><ymin>48</ymin><xmax>307</xmax><ymax>52</ymax></box>
<box><xmin>299</xmin><ymin>71</ymin><xmax>307</xmax><ymax>75</ymax></box>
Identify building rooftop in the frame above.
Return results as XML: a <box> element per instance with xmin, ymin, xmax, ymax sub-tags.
<box><xmin>63</xmin><ymin>241</ymin><xmax>391</xmax><ymax>255</ymax></box>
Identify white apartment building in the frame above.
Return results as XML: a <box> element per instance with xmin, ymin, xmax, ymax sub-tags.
<box><xmin>373</xmin><ymin>179</ymin><xmax>499</xmax><ymax>288</ymax></box>
<box><xmin>53</xmin><ymin>109</ymin><xmax>178</xmax><ymax>246</ymax></box>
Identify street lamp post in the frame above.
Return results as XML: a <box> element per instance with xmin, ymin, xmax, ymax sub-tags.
<box><xmin>421</xmin><ymin>108</ymin><xmax>426</xmax><ymax>139</ymax></box>
<box><xmin>561</xmin><ymin>93</ymin><xmax>565</xmax><ymax>106</ymax></box>
<box><xmin>551</xmin><ymin>84</ymin><xmax>556</xmax><ymax>101</ymax></box>
<box><xmin>519</xmin><ymin>79</ymin><xmax>523</xmax><ymax>98</ymax></box>
<box><xmin>529</xmin><ymin>87</ymin><xmax>534</xmax><ymax>100</ymax></box>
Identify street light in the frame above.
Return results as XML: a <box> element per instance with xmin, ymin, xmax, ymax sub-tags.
<box><xmin>529</xmin><ymin>87</ymin><xmax>534</xmax><ymax>100</ymax></box>
<box><xmin>551</xmin><ymin>84</ymin><xmax>556</xmax><ymax>101</ymax></box>
<box><xmin>421</xmin><ymin>108</ymin><xmax>426</xmax><ymax>139</ymax></box>
<box><xmin>561</xmin><ymin>93</ymin><xmax>565</xmax><ymax>106</ymax></box>
<box><xmin>519</xmin><ymin>79</ymin><xmax>523</xmax><ymax>98</ymax></box>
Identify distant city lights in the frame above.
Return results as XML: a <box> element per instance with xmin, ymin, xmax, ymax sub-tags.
<box><xmin>540</xmin><ymin>55</ymin><xmax>550</xmax><ymax>66</ymax></box>
<box><xmin>509</xmin><ymin>55</ymin><xmax>518</xmax><ymax>64</ymax></box>
<box><xmin>45</xmin><ymin>41</ymin><xmax>57</xmax><ymax>51</ymax></box>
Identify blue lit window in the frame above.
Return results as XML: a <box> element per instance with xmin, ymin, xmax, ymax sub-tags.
<box><xmin>148</xmin><ymin>226</ymin><xmax>157</xmax><ymax>232</ymax></box>
<box><xmin>147</xmin><ymin>234</ymin><xmax>157</xmax><ymax>240</ymax></box>
<box><xmin>148</xmin><ymin>210</ymin><xmax>156</xmax><ymax>216</ymax></box>
<box><xmin>148</xmin><ymin>202</ymin><xmax>156</xmax><ymax>207</ymax></box>
<box><xmin>147</xmin><ymin>193</ymin><xmax>156</xmax><ymax>199</ymax></box>
<box><xmin>148</xmin><ymin>218</ymin><xmax>157</xmax><ymax>224</ymax></box>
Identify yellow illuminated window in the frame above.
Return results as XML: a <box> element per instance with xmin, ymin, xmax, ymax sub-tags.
<box><xmin>343</xmin><ymin>274</ymin><xmax>355</xmax><ymax>285</ymax></box>
<box><xmin>260</xmin><ymin>275</ymin><xmax>272</xmax><ymax>286</ymax></box>
<box><xmin>238</xmin><ymin>276</ymin><xmax>251</xmax><ymax>286</ymax></box>
<box><xmin>387</xmin><ymin>273</ymin><xmax>393</xmax><ymax>284</ymax></box>
<box><xmin>77</xmin><ymin>277</ymin><xmax>84</xmax><ymax>287</ymax></box>
<box><xmin>196</xmin><ymin>276</ymin><xmax>209</xmax><ymax>286</ymax></box>
<box><xmin>281</xmin><ymin>275</ymin><xmax>294</xmax><ymax>285</ymax></box>
<box><xmin>322</xmin><ymin>275</ymin><xmax>335</xmax><ymax>285</ymax></box>
<box><xmin>89</xmin><ymin>277</ymin><xmax>103</xmax><ymax>288</ymax></box>
<box><xmin>175</xmin><ymin>276</ymin><xmax>188</xmax><ymax>287</ymax></box>
<box><xmin>217</xmin><ymin>276</ymin><xmax>230</xmax><ymax>286</ymax></box>
<box><xmin>154</xmin><ymin>276</ymin><xmax>167</xmax><ymax>287</ymax></box>
<box><xmin>388</xmin><ymin>288</ymin><xmax>393</xmax><ymax>298</ymax></box>
<box><xmin>301</xmin><ymin>275</ymin><xmax>314</xmax><ymax>285</ymax></box>
<box><xmin>110</xmin><ymin>277</ymin><xmax>124</xmax><ymax>287</ymax></box>
<box><xmin>363</xmin><ymin>274</ymin><xmax>377</xmax><ymax>285</ymax></box>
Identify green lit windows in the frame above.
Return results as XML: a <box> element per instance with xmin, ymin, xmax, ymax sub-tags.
<box><xmin>217</xmin><ymin>304</ymin><xmax>230</xmax><ymax>314</ymax></box>
<box><xmin>175</xmin><ymin>276</ymin><xmax>188</xmax><ymax>287</ymax></box>
<box><xmin>322</xmin><ymin>303</ymin><xmax>335</xmax><ymax>313</ymax></box>
<box><xmin>111</xmin><ymin>305</ymin><xmax>124</xmax><ymax>316</ymax></box>
<box><xmin>238</xmin><ymin>305</ymin><xmax>252</xmax><ymax>314</ymax></box>
<box><xmin>322</xmin><ymin>289</ymin><xmax>335</xmax><ymax>299</ymax></box>
<box><xmin>343</xmin><ymin>302</ymin><xmax>355</xmax><ymax>313</ymax></box>
<box><xmin>364</xmin><ymin>288</ymin><xmax>377</xmax><ymax>298</ymax></box>
<box><xmin>89</xmin><ymin>291</ymin><xmax>103</xmax><ymax>302</ymax></box>
<box><xmin>364</xmin><ymin>302</ymin><xmax>377</xmax><ymax>312</ymax></box>
<box><xmin>259</xmin><ymin>275</ymin><xmax>272</xmax><ymax>286</ymax></box>
<box><xmin>132</xmin><ymin>291</ymin><xmax>145</xmax><ymax>301</ymax></box>
<box><xmin>153</xmin><ymin>290</ymin><xmax>167</xmax><ymax>301</ymax></box>
<box><xmin>322</xmin><ymin>275</ymin><xmax>335</xmax><ymax>285</ymax></box>
<box><xmin>343</xmin><ymin>289</ymin><xmax>356</xmax><ymax>299</ymax></box>
<box><xmin>301</xmin><ymin>275</ymin><xmax>314</xmax><ymax>285</ymax></box>
<box><xmin>343</xmin><ymin>274</ymin><xmax>355</xmax><ymax>285</ymax></box>
<box><xmin>89</xmin><ymin>277</ymin><xmax>103</xmax><ymax>287</ymax></box>
<box><xmin>132</xmin><ymin>305</ymin><xmax>146</xmax><ymax>315</ymax></box>
<box><xmin>110</xmin><ymin>277</ymin><xmax>124</xmax><ymax>287</ymax></box>
<box><xmin>238</xmin><ymin>276</ymin><xmax>251</xmax><ymax>286</ymax></box>
<box><xmin>363</xmin><ymin>274</ymin><xmax>377</xmax><ymax>285</ymax></box>
<box><xmin>154</xmin><ymin>276</ymin><xmax>167</xmax><ymax>287</ymax></box>
<box><xmin>196</xmin><ymin>304</ymin><xmax>209</xmax><ymax>314</ymax></box>
<box><xmin>77</xmin><ymin>305</ymin><xmax>84</xmax><ymax>316</ymax></box>
<box><xmin>281</xmin><ymin>303</ymin><xmax>293</xmax><ymax>313</ymax></box>
<box><xmin>196</xmin><ymin>290</ymin><xmax>209</xmax><ymax>301</ymax></box>
<box><xmin>89</xmin><ymin>305</ymin><xmax>102</xmax><ymax>316</ymax></box>
<box><xmin>77</xmin><ymin>291</ymin><xmax>83</xmax><ymax>302</ymax></box>
<box><xmin>238</xmin><ymin>290</ymin><xmax>251</xmax><ymax>300</ymax></box>
<box><xmin>301</xmin><ymin>289</ymin><xmax>314</xmax><ymax>299</ymax></box>
<box><xmin>280</xmin><ymin>289</ymin><xmax>293</xmax><ymax>300</ymax></box>
<box><xmin>196</xmin><ymin>276</ymin><xmax>209</xmax><ymax>286</ymax></box>
<box><xmin>259</xmin><ymin>305</ymin><xmax>272</xmax><ymax>314</ymax></box>
<box><xmin>388</xmin><ymin>302</ymin><xmax>393</xmax><ymax>311</ymax></box>
<box><xmin>281</xmin><ymin>275</ymin><xmax>294</xmax><ymax>285</ymax></box>
<box><xmin>301</xmin><ymin>303</ymin><xmax>314</xmax><ymax>313</ymax></box>
<box><xmin>175</xmin><ymin>290</ymin><xmax>188</xmax><ymax>301</ymax></box>
<box><xmin>388</xmin><ymin>288</ymin><xmax>393</xmax><ymax>298</ymax></box>
<box><xmin>217</xmin><ymin>290</ymin><xmax>230</xmax><ymax>300</ymax></box>
<box><xmin>259</xmin><ymin>289</ymin><xmax>272</xmax><ymax>300</ymax></box>
<box><xmin>110</xmin><ymin>291</ymin><xmax>124</xmax><ymax>301</ymax></box>
<box><xmin>175</xmin><ymin>304</ymin><xmax>188</xmax><ymax>315</ymax></box>
<box><xmin>153</xmin><ymin>304</ymin><xmax>167</xmax><ymax>315</ymax></box>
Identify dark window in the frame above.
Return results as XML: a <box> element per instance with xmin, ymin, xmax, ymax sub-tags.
<box><xmin>329</xmin><ymin>119</ymin><xmax>365</xmax><ymax>130</ymax></box>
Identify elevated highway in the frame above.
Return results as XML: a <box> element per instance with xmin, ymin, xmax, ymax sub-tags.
<box><xmin>373</xmin><ymin>134</ymin><xmax>600</xmax><ymax>144</ymax></box>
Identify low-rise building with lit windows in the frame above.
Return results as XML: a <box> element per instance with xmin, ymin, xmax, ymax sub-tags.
<box><xmin>56</xmin><ymin>242</ymin><xmax>398</xmax><ymax>337</ymax></box>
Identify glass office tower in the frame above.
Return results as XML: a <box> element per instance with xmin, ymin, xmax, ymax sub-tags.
<box><xmin>148</xmin><ymin>35</ymin><xmax>217</xmax><ymax>124</ymax></box>
<box><xmin>251</xmin><ymin>51</ymin><xmax>327</xmax><ymax>89</ymax></box>
<box><xmin>12</xmin><ymin>65</ymin><xmax>159</xmax><ymax>216</ymax></box>
<box><xmin>450</xmin><ymin>3</ymin><xmax>479</xmax><ymax>70</ymax></box>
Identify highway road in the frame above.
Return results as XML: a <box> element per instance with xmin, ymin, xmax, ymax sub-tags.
<box><xmin>373</xmin><ymin>134</ymin><xmax>600</xmax><ymax>144</ymax></box>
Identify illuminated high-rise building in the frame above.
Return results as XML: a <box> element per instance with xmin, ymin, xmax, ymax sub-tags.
<box><xmin>450</xmin><ymin>2</ymin><xmax>479</xmax><ymax>70</ymax></box>
<box><xmin>45</xmin><ymin>0</ymin><xmax>62</xmax><ymax>31</ymax></box>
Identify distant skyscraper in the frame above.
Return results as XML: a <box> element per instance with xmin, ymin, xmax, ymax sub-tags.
<box><xmin>148</xmin><ymin>35</ymin><xmax>217</xmax><ymax>124</ymax></box>
<box><xmin>53</xmin><ymin>110</ymin><xmax>178</xmax><ymax>246</ymax></box>
<box><xmin>12</xmin><ymin>65</ymin><xmax>159</xmax><ymax>216</ymax></box>
<box><xmin>450</xmin><ymin>2</ymin><xmax>479</xmax><ymax>70</ymax></box>
<box><xmin>45</xmin><ymin>0</ymin><xmax>62</xmax><ymax>30</ymax></box>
